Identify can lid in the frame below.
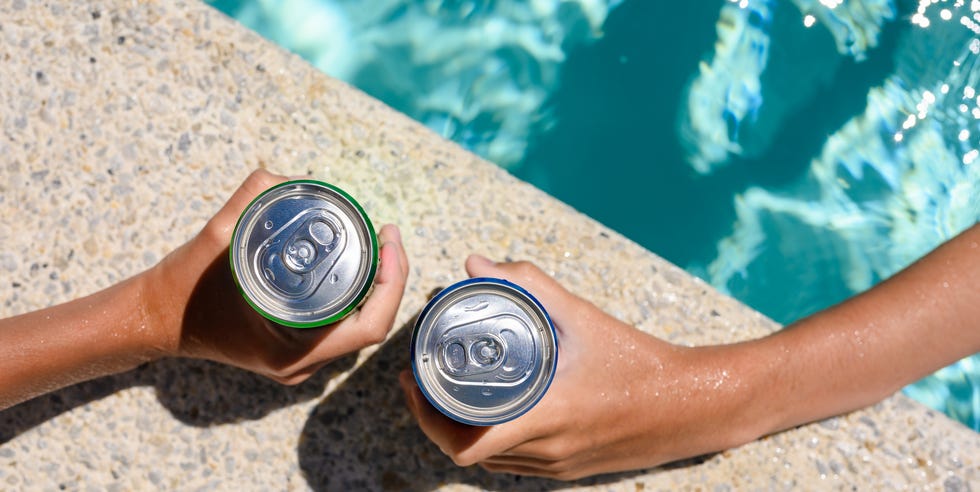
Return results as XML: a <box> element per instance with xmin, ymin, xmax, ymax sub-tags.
<box><xmin>230</xmin><ymin>180</ymin><xmax>378</xmax><ymax>328</ymax></box>
<box><xmin>411</xmin><ymin>277</ymin><xmax>558</xmax><ymax>425</ymax></box>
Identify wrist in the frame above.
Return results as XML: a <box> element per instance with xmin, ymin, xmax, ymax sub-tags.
<box><xmin>0</xmin><ymin>267</ymin><xmax>170</xmax><ymax>409</ymax></box>
<box><xmin>724</xmin><ymin>339</ymin><xmax>788</xmax><ymax>444</ymax></box>
<box><xmin>626</xmin><ymin>337</ymin><xmax>777</xmax><ymax>461</ymax></box>
<box><xmin>679</xmin><ymin>340</ymin><xmax>785</xmax><ymax>450</ymax></box>
<box><xmin>134</xmin><ymin>254</ymin><xmax>187</xmax><ymax>360</ymax></box>
<box><xmin>728</xmin><ymin>330</ymin><xmax>828</xmax><ymax>441</ymax></box>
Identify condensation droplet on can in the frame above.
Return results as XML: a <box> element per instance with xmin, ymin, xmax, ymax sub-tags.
<box><xmin>329</xmin><ymin>273</ymin><xmax>339</xmax><ymax>283</ymax></box>
<box><xmin>264</xmin><ymin>220</ymin><xmax>273</xmax><ymax>229</ymax></box>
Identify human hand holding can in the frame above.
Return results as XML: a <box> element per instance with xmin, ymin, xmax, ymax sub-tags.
<box><xmin>142</xmin><ymin>171</ymin><xmax>407</xmax><ymax>385</ymax></box>
<box><xmin>230</xmin><ymin>180</ymin><xmax>379</xmax><ymax>328</ymax></box>
<box><xmin>410</xmin><ymin>277</ymin><xmax>558</xmax><ymax>425</ymax></box>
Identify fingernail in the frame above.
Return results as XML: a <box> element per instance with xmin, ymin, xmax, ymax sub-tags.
<box><xmin>387</xmin><ymin>224</ymin><xmax>402</xmax><ymax>243</ymax></box>
<box><xmin>380</xmin><ymin>224</ymin><xmax>402</xmax><ymax>244</ymax></box>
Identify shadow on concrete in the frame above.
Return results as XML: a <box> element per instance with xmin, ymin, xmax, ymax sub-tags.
<box><xmin>0</xmin><ymin>261</ymin><xmax>703</xmax><ymax>490</ymax></box>
<box><xmin>0</xmin><ymin>354</ymin><xmax>354</xmax><ymax>444</ymax></box>
<box><xmin>154</xmin><ymin>246</ymin><xmax>360</xmax><ymax>426</ymax></box>
<box><xmin>0</xmin><ymin>250</ymin><xmax>358</xmax><ymax>442</ymax></box>
<box><xmin>297</xmin><ymin>313</ymin><xmax>654</xmax><ymax>491</ymax></box>
<box><xmin>0</xmin><ymin>366</ymin><xmax>144</xmax><ymax>444</ymax></box>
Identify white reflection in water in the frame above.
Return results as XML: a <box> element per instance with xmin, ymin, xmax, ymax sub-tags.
<box><xmin>692</xmin><ymin>0</ymin><xmax>980</xmax><ymax>430</ymax></box>
<box><xmin>234</xmin><ymin>0</ymin><xmax>622</xmax><ymax>168</ymax></box>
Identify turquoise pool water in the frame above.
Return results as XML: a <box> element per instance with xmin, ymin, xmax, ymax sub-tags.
<box><xmin>208</xmin><ymin>0</ymin><xmax>979</xmax><ymax>431</ymax></box>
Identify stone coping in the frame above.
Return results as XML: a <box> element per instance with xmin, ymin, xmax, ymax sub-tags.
<box><xmin>0</xmin><ymin>1</ymin><xmax>976</xmax><ymax>490</ymax></box>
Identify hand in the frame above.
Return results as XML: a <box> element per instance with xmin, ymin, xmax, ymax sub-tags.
<box><xmin>401</xmin><ymin>224</ymin><xmax>980</xmax><ymax>480</ymax></box>
<box><xmin>143</xmin><ymin>169</ymin><xmax>410</xmax><ymax>384</ymax></box>
<box><xmin>0</xmin><ymin>169</ymin><xmax>409</xmax><ymax>409</ymax></box>
<box><xmin>399</xmin><ymin>256</ymin><xmax>762</xmax><ymax>480</ymax></box>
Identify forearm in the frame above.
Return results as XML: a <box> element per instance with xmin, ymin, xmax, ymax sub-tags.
<box><xmin>748</xmin><ymin>223</ymin><xmax>980</xmax><ymax>435</ymax></box>
<box><xmin>0</xmin><ymin>272</ymin><xmax>164</xmax><ymax>410</ymax></box>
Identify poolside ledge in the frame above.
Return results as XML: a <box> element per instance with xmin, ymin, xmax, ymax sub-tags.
<box><xmin>1</xmin><ymin>1</ymin><xmax>977</xmax><ymax>490</ymax></box>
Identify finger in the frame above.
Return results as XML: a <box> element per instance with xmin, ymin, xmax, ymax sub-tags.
<box><xmin>487</xmin><ymin>425</ymin><xmax>591</xmax><ymax>463</ymax></box>
<box><xmin>301</xmin><ymin>225</ymin><xmax>408</xmax><ymax>361</ymax></box>
<box><xmin>345</xmin><ymin>224</ymin><xmax>408</xmax><ymax>339</ymax></box>
<box><xmin>398</xmin><ymin>370</ymin><xmax>487</xmax><ymax>461</ymax></box>
<box><xmin>209</xmin><ymin>169</ymin><xmax>289</xmax><ymax>240</ymax></box>
<box><xmin>383</xmin><ymin>224</ymin><xmax>410</xmax><ymax>279</ymax></box>
<box><xmin>429</xmin><ymin>406</ymin><xmax>561</xmax><ymax>467</ymax></box>
<box><xmin>269</xmin><ymin>359</ymin><xmax>331</xmax><ymax>386</ymax></box>
<box><xmin>478</xmin><ymin>461</ymin><xmax>569</xmax><ymax>480</ymax></box>
<box><xmin>464</xmin><ymin>255</ymin><xmax>590</xmax><ymax>329</ymax></box>
<box><xmin>400</xmin><ymin>369</ymin><xmax>561</xmax><ymax>467</ymax></box>
<box><xmin>480</xmin><ymin>454</ymin><xmax>559</xmax><ymax>468</ymax></box>
<box><xmin>400</xmin><ymin>358</ymin><xmax>569</xmax><ymax>465</ymax></box>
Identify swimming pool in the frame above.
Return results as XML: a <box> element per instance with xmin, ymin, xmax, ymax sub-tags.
<box><xmin>206</xmin><ymin>0</ymin><xmax>979</xmax><ymax>431</ymax></box>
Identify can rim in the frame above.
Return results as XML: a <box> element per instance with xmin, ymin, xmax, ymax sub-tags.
<box><xmin>410</xmin><ymin>277</ymin><xmax>559</xmax><ymax>426</ymax></box>
<box><xmin>229</xmin><ymin>179</ymin><xmax>379</xmax><ymax>328</ymax></box>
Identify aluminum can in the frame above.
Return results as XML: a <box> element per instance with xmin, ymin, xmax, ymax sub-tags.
<box><xmin>230</xmin><ymin>180</ymin><xmax>378</xmax><ymax>328</ymax></box>
<box><xmin>411</xmin><ymin>277</ymin><xmax>558</xmax><ymax>425</ymax></box>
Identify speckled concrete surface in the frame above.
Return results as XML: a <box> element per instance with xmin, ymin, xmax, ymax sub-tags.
<box><xmin>0</xmin><ymin>1</ymin><xmax>977</xmax><ymax>490</ymax></box>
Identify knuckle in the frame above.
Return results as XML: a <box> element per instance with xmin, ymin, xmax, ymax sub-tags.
<box><xmin>199</xmin><ymin>219</ymin><xmax>225</xmax><ymax>242</ymax></box>
<box><xmin>198</xmin><ymin>219</ymin><xmax>233</xmax><ymax>251</ymax></box>
<box><xmin>262</xmin><ymin>359</ymin><xmax>307</xmax><ymax>385</ymax></box>
<box><xmin>275</xmin><ymin>372</ymin><xmax>308</xmax><ymax>386</ymax></box>
<box><xmin>510</xmin><ymin>260</ymin><xmax>541</xmax><ymax>279</ymax></box>
<box><xmin>553</xmin><ymin>469</ymin><xmax>580</xmax><ymax>482</ymax></box>
<box><xmin>238</xmin><ymin>169</ymin><xmax>281</xmax><ymax>202</ymax></box>
<box><xmin>537</xmin><ymin>440</ymin><xmax>572</xmax><ymax>462</ymax></box>
<box><xmin>268</xmin><ymin>373</ymin><xmax>291</xmax><ymax>385</ymax></box>
<box><xmin>244</xmin><ymin>168</ymin><xmax>277</xmax><ymax>190</ymax></box>
<box><xmin>448</xmin><ymin>450</ymin><xmax>478</xmax><ymax>467</ymax></box>
<box><xmin>362</xmin><ymin>323</ymin><xmax>390</xmax><ymax>345</ymax></box>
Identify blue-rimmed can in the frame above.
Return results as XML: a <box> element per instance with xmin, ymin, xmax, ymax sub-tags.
<box><xmin>411</xmin><ymin>277</ymin><xmax>558</xmax><ymax>425</ymax></box>
<box><xmin>230</xmin><ymin>180</ymin><xmax>378</xmax><ymax>328</ymax></box>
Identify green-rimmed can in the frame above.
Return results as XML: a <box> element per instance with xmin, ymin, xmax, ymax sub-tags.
<box><xmin>230</xmin><ymin>180</ymin><xmax>378</xmax><ymax>328</ymax></box>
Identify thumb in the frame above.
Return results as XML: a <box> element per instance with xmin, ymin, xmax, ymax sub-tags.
<box><xmin>463</xmin><ymin>255</ymin><xmax>590</xmax><ymax>330</ymax></box>
<box><xmin>207</xmin><ymin>169</ymin><xmax>289</xmax><ymax>244</ymax></box>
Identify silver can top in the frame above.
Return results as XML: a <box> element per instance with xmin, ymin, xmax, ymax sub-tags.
<box><xmin>230</xmin><ymin>180</ymin><xmax>377</xmax><ymax>328</ymax></box>
<box><xmin>411</xmin><ymin>278</ymin><xmax>558</xmax><ymax>425</ymax></box>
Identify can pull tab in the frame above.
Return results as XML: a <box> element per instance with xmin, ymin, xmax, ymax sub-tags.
<box><xmin>441</xmin><ymin>334</ymin><xmax>505</xmax><ymax>377</ymax></box>
<box><xmin>436</xmin><ymin>314</ymin><xmax>535</xmax><ymax>385</ymax></box>
<box><xmin>283</xmin><ymin>217</ymin><xmax>340</xmax><ymax>273</ymax></box>
<box><xmin>258</xmin><ymin>210</ymin><xmax>347</xmax><ymax>299</ymax></box>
